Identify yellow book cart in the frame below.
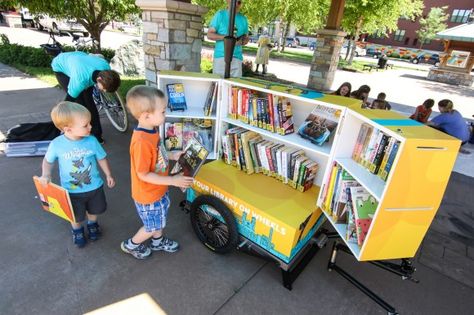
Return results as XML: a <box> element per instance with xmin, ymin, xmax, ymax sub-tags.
<box><xmin>157</xmin><ymin>71</ymin><xmax>460</xmax><ymax>313</ymax></box>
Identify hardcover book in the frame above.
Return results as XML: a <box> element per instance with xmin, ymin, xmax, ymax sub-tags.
<box><xmin>33</xmin><ymin>176</ymin><xmax>76</xmax><ymax>223</ymax></box>
<box><xmin>170</xmin><ymin>137</ymin><xmax>209</xmax><ymax>178</ymax></box>
<box><xmin>298</xmin><ymin>104</ymin><xmax>340</xmax><ymax>146</ymax></box>
<box><xmin>166</xmin><ymin>83</ymin><xmax>187</xmax><ymax>111</ymax></box>
<box><xmin>164</xmin><ymin>122</ymin><xmax>183</xmax><ymax>151</ymax></box>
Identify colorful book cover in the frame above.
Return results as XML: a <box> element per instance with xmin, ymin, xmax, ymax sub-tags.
<box><xmin>183</xmin><ymin>119</ymin><xmax>214</xmax><ymax>153</ymax></box>
<box><xmin>298</xmin><ymin>104</ymin><xmax>340</xmax><ymax>146</ymax></box>
<box><xmin>170</xmin><ymin>136</ymin><xmax>209</xmax><ymax>178</ymax></box>
<box><xmin>380</xmin><ymin>140</ymin><xmax>400</xmax><ymax>181</ymax></box>
<box><xmin>33</xmin><ymin>176</ymin><xmax>76</xmax><ymax>223</ymax></box>
<box><xmin>164</xmin><ymin>122</ymin><xmax>183</xmax><ymax>151</ymax></box>
<box><xmin>166</xmin><ymin>83</ymin><xmax>187</xmax><ymax>111</ymax></box>
<box><xmin>350</xmin><ymin>187</ymin><xmax>378</xmax><ymax>246</ymax></box>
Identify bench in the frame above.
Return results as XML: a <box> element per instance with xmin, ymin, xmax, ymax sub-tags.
<box><xmin>363</xmin><ymin>64</ymin><xmax>378</xmax><ymax>72</ymax></box>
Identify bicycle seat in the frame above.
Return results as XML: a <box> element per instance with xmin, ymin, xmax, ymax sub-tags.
<box><xmin>41</xmin><ymin>44</ymin><xmax>62</xmax><ymax>57</ymax></box>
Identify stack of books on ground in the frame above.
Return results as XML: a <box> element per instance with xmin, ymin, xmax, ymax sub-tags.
<box><xmin>166</xmin><ymin>83</ymin><xmax>187</xmax><ymax>111</ymax></box>
<box><xmin>221</xmin><ymin>127</ymin><xmax>319</xmax><ymax>192</ymax></box>
<box><xmin>352</xmin><ymin>123</ymin><xmax>400</xmax><ymax>181</ymax></box>
<box><xmin>227</xmin><ymin>87</ymin><xmax>294</xmax><ymax>135</ymax></box>
<box><xmin>202</xmin><ymin>82</ymin><xmax>218</xmax><ymax>116</ymax></box>
<box><xmin>164</xmin><ymin>118</ymin><xmax>214</xmax><ymax>153</ymax></box>
<box><xmin>297</xmin><ymin>104</ymin><xmax>340</xmax><ymax>146</ymax></box>
<box><xmin>5</xmin><ymin>140</ymin><xmax>51</xmax><ymax>157</ymax></box>
<box><xmin>321</xmin><ymin>163</ymin><xmax>377</xmax><ymax>248</ymax></box>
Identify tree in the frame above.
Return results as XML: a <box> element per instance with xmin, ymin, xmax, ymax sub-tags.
<box><xmin>14</xmin><ymin>0</ymin><xmax>140</xmax><ymax>51</ymax></box>
<box><xmin>416</xmin><ymin>6</ymin><xmax>449</xmax><ymax>49</ymax></box>
<box><xmin>342</xmin><ymin>0</ymin><xmax>423</xmax><ymax>64</ymax></box>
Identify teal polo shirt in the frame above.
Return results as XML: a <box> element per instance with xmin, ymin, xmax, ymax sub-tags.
<box><xmin>210</xmin><ymin>9</ymin><xmax>249</xmax><ymax>60</ymax></box>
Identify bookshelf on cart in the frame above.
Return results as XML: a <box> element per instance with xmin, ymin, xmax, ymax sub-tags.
<box><xmin>157</xmin><ymin>71</ymin><xmax>460</xmax><ymax>266</ymax></box>
<box><xmin>157</xmin><ymin>71</ymin><xmax>222</xmax><ymax>160</ymax></box>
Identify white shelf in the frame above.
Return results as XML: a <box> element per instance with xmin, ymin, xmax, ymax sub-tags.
<box><xmin>166</xmin><ymin>107</ymin><xmax>216</xmax><ymax>120</ymax></box>
<box><xmin>335</xmin><ymin>157</ymin><xmax>386</xmax><ymax>201</ymax></box>
<box><xmin>324</xmin><ymin>214</ymin><xmax>361</xmax><ymax>259</ymax></box>
<box><xmin>159</xmin><ymin>74</ymin><xmax>219</xmax><ymax>82</ymax></box>
<box><xmin>222</xmin><ymin>117</ymin><xmax>331</xmax><ymax>157</ymax></box>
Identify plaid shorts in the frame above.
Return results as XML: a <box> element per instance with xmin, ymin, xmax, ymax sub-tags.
<box><xmin>134</xmin><ymin>192</ymin><xmax>170</xmax><ymax>232</ymax></box>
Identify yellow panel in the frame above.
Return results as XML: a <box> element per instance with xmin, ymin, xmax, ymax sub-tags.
<box><xmin>350</xmin><ymin>107</ymin><xmax>410</xmax><ymax>120</ymax></box>
<box><xmin>361</xmin><ymin>137</ymin><xmax>460</xmax><ymax>260</ymax></box>
<box><xmin>194</xmin><ymin>161</ymin><xmax>319</xmax><ymax>228</ymax></box>
<box><xmin>385</xmin><ymin>125</ymin><xmax>460</xmax><ymax>141</ymax></box>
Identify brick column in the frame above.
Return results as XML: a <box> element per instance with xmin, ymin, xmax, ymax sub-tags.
<box><xmin>307</xmin><ymin>29</ymin><xmax>346</xmax><ymax>92</ymax></box>
<box><xmin>136</xmin><ymin>0</ymin><xmax>208</xmax><ymax>86</ymax></box>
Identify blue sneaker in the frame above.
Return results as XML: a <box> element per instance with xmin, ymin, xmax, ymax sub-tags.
<box><xmin>87</xmin><ymin>222</ymin><xmax>101</xmax><ymax>241</ymax></box>
<box><xmin>72</xmin><ymin>227</ymin><xmax>86</xmax><ymax>248</ymax></box>
<box><xmin>120</xmin><ymin>239</ymin><xmax>151</xmax><ymax>259</ymax></box>
<box><xmin>150</xmin><ymin>236</ymin><xmax>179</xmax><ymax>252</ymax></box>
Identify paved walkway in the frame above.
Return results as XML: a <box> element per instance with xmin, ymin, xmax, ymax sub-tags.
<box><xmin>1</xmin><ymin>62</ymin><xmax>473</xmax><ymax>315</ymax></box>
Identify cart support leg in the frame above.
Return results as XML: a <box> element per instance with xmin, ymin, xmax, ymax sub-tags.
<box><xmin>327</xmin><ymin>242</ymin><xmax>399</xmax><ymax>315</ymax></box>
<box><xmin>281</xmin><ymin>241</ymin><xmax>320</xmax><ymax>290</ymax></box>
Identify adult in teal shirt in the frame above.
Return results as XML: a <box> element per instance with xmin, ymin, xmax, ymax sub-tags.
<box><xmin>208</xmin><ymin>0</ymin><xmax>249</xmax><ymax>77</ymax></box>
<box><xmin>52</xmin><ymin>51</ymin><xmax>121</xmax><ymax>144</ymax></box>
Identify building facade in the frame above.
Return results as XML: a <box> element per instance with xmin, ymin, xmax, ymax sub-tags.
<box><xmin>366</xmin><ymin>0</ymin><xmax>473</xmax><ymax>52</ymax></box>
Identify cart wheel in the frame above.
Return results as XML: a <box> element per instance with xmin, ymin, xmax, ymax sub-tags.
<box><xmin>190</xmin><ymin>195</ymin><xmax>238</xmax><ymax>254</ymax></box>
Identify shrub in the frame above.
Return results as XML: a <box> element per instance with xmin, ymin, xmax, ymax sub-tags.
<box><xmin>242</xmin><ymin>59</ymin><xmax>253</xmax><ymax>76</ymax></box>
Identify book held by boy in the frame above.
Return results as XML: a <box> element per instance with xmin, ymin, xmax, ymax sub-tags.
<box><xmin>33</xmin><ymin>176</ymin><xmax>76</xmax><ymax>223</ymax></box>
<box><xmin>170</xmin><ymin>136</ymin><xmax>209</xmax><ymax>178</ymax></box>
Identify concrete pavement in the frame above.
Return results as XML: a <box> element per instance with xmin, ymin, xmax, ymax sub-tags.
<box><xmin>1</xmin><ymin>62</ymin><xmax>473</xmax><ymax>315</ymax></box>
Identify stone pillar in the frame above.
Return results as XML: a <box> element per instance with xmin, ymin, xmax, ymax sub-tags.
<box><xmin>136</xmin><ymin>0</ymin><xmax>208</xmax><ymax>86</ymax></box>
<box><xmin>307</xmin><ymin>29</ymin><xmax>346</xmax><ymax>92</ymax></box>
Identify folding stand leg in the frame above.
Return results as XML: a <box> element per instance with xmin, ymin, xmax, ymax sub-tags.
<box><xmin>281</xmin><ymin>241</ymin><xmax>320</xmax><ymax>290</ymax></box>
<box><xmin>327</xmin><ymin>242</ymin><xmax>404</xmax><ymax>315</ymax></box>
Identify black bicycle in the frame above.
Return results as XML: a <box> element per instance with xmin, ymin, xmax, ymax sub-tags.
<box><xmin>41</xmin><ymin>32</ymin><xmax>128</xmax><ymax>132</ymax></box>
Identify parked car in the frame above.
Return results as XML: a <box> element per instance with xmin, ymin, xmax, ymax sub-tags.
<box><xmin>248</xmin><ymin>33</ymin><xmax>260</xmax><ymax>43</ymax></box>
<box><xmin>35</xmin><ymin>15</ymin><xmax>89</xmax><ymax>37</ymax></box>
<box><xmin>410</xmin><ymin>53</ymin><xmax>440</xmax><ymax>67</ymax></box>
<box><xmin>366</xmin><ymin>47</ymin><xmax>383</xmax><ymax>59</ymax></box>
<box><xmin>340</xmin><ymin>45</ymin><xmax>366</xmax><ymax>57</ymax></box>
<box><xmin>19</xmin><ymin>7</ymin><xmax>34</xmax><ymax>27</ymax></box>
<box><xmin>274</xmin><ymin>37</ymin><xmax>300</xmax><ymax>48</ymax></box>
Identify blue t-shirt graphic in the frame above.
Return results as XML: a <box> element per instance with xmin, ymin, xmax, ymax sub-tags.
<box><xmin>45</xmin><ymin>135</ymin><xmax>106</xmax><ymax>193</ymax></box>
<box><xmin>210</xmin><ymin>9</ymin><xmax>249</xmax><ymax>60</ymax></box>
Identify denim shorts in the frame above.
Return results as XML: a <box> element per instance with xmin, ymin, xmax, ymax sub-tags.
<box><xmin>134</xmin><ymin>192</ymin><xmax>170</xmax><ymax>232</ymax></box>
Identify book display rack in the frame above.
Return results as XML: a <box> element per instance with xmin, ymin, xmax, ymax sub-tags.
<box><xmin>157</xmin><ymin>71</ymin><xmax>460</xmax><ymax>304</ymax></box>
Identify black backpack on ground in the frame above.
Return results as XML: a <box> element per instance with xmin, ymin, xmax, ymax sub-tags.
<box><xmin>4</xmin><ymin>122</ymin><xmax>61</xmax><ymax>142</ymax></box>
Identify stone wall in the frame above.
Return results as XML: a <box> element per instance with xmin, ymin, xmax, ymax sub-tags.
<box><xmin>427</xmin><ymin>68</ymin><xmax>473</xmax><ymax>87</ymax></box>
<box><xmin>136</xmin><ymin>0</ymin><xmax>208</xmax><ymax>86</ymax></box>
<box><xmin>307</xmin><ymin>29</ymin><xmax>346</xmax><ymax>92</ymax></box>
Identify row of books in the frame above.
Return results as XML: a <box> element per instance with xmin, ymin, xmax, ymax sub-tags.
<box><xmin>221</xmin><ymin>127</ymin><xmax>319</xmax><ymax>192</ymax></box>
<box><xmin>351</xmin><ymin>123</ymin><xmax>400</xmax><ymax>181</ymax></box>
<box><xmin>166</xmin><ymin>82</ymin><xmax>217</xmax><ymax>116</ymax></box>
<box><xmin>164</xmin><ymin>119</ymin><xmax>214</xmax><ymax>153</ymax></box>
<box><xmin>228</xmin><ymin>87</ymin><xmax>295</xmax><ymax>136</ymax></box>
<box><xmin>321</xmin><ymin>163</ymin><xmax>377</xmax><ymax>247</ymax></box>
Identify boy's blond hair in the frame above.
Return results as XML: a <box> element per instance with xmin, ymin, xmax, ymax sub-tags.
<box><xmin>126</xmin><ymin>85</ymin><xmax>165</xmax><ymax>120</ymax></box>
<box><xmin>51</xmin><ymin>101</ymin><xmax>91</xmax><ymax>131</ymax></box>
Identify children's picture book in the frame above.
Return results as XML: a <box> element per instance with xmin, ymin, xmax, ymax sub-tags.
<box><xmin>183</xmin><ymin>119</ymin><xmax>214</xmax><ymax>153</ymax></box>
<box><xmin>350</xmin><ymin>187</ymin><xmax>377</xmax><ymax>246</ymax></box>
<box><xmin>298</xmin><ymin>104</ymin><xmax>340</xmax><ymax>146</ymax></box>
<box><xmin>166</xmin><ymin>83</ymin><xmax>187</xmax><ymax>111</ymax></box>
<box><xmin>164</xmin><ymin>122</ymin><xmax>183</xmax><ymax>151</ymax></box>
<box><xmin>170</xmin><ymin>136</ymin><xmax>209</xmax><ymax>178</ymax></box>
<box><xmin>33</xmin><ymin>176</ymin><xmax>76</xmax><ymax>223</ymax></box>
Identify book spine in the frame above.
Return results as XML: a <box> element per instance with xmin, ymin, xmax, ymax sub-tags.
<box><xmin>367</xmin><ymin>132</ymin><xmax>384</xmax><ymax>171</ymax></box>
<box><xmin>352</xmin><ymin>123</ymin><xmax>368</xmax><ymax>161</ymax></box>
<box><xmin>380</xmin><ymin>141</ymin><xmax>400</xmax><ymax>181</ymax></box>
<box><xmin>221</xmin><ymin>135</ymin><xmax>229</xmax><ymax>164</ymax></box>
<box><xmin>273</xmin><ymin>95</ymin><xmax>280</xmax><ymax>132</ymax></box>
<box><xmin>267</xmin><ymin>94</ymin><xmax>274</xmax><ymax>132</ymax></box>
<box><xmin>362</xmin><ymin>129</ymin><xmax>379</xmax><ymax>167</ymax></box>
<box><xmin>378</xmin><ymin>137</ymin><xmax>395</xmax><ymax>178</ymax></box>
<box><xmin>371</xmin><ymin>134</ymin><xmax>389</xmax><ymax>174</ymax></box>
<box><xmin>303</xmin><ymin>163</ymin><xmax>319</xmax><ymax>192</ymax></box>
<box><xmin>358</xmin><ymin>126</ymin><xmax>373</xmax><ymax>164</ymax></box>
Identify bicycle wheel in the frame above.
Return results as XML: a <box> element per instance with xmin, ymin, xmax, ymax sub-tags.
<box><xmin>98</xmin><ymin>91</ymin><xmax>128</xmax><ymax>132</ymax></box>
<box><xmin>190</xmin><ymin>195</ymin><xmax>239</xmax><ymax>254</ymax></box>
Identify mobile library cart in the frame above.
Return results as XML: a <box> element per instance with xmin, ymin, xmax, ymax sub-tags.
<box><xmin>157</xmin><ymin>71</ymin><xmax>460</xmax><ymax>313</ymax></box>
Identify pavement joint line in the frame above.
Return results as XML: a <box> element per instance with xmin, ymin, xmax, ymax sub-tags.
<box><xmin>213</xmin><ymin>261</ymin><xmax>268</xmax><ymax>315</ymax></box>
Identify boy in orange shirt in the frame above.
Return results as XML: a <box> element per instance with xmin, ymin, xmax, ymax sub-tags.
<box><xmin>121</xmin><ymin>85</ymin><xmax>193</xmax><ymax>259</ymax></box>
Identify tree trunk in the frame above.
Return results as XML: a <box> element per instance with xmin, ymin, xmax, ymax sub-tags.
<box><xmin>419</xmin><ymin>41</ymin><xmax>424</xmax><ymax>49</ymax></box>
<box><xmin>344</xmin><ymin>39</ymin><xmax>351</xmax><ymax>60</ymax></box>
<box><xmin>348</xmin><ymin>18</ymin><xmax>363</xmax><ymax>65</ymax></box>
<box><xmin>87</xmin><ymin>25</ymin><xmax>102</xmax><ymax>53</ymax></box>
<box><xmin>280</xmin><ymin>21</ymin><xmax>290</xmax><ymax>53</ymax></box>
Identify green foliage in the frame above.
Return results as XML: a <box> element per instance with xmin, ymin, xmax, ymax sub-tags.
<box><xmin>416</xmin><ymin>6</ymin><xmax>449</xmax><ymax>49</ymax></box>
<box><xmin>0</xmin><ymin>41</ymin><xmax>53</xmax><ymax>67</ymax></box>
<box><xmin>201</xmin><ymin>57</ymin><xmax>213</xmax><ymax>73</ymax></box>
<box><xmin>14</xmin><ymin>0</ymin><xmax>140</xmax><ymax>50</ymax></box>
<box><xmin>1</xmin><ymin>34</ymin><xmax>10</xmax><ymax>45</ymax></box>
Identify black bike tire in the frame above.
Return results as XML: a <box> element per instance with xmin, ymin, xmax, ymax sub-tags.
<box><xmin>100</xmin><ymin>91</ymin><xmax>128</xmax><ymax>132</ymax></box>
<box><xmin>190</xmin><ymin>195</ymin><xmax>239</xmax><ymax>254</ymax></box>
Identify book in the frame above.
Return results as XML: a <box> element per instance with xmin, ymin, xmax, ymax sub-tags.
<box><xmin>298</xmin><ymin>104</ymin><xmax>340</xmax><ymax>146</ymax></box>
<box><xmin>164</xmin><ymin>122</ymin><xmax>183</xmax><ymax>151</ymax></box>
<box><xmin>183</xmin><ymin>119</ymin><xmax>214</xmax><ymax>153</ymax></box>
<box><xmin>166</xmin><ymin>83</ymin><xmax>187</xmax><ymax>111</ymax></box>
<box><xmin>203</xmin><ymin>82</ymin><xmax>217</xmax><ymax>116</ymax></box>
<box><xmin>350</xmin><ymin>187</ymin><xmax>377</xmax><ymax>246</ymax></box>
<box><xmin>33</xmin><ymin>176</ymin><xmax>76</xmax><ymax>223</ymax></box>
<box><xmin>170</xmin><ymin>136</ymin><xmax>209</xmax><ymax>178</ymax></box>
